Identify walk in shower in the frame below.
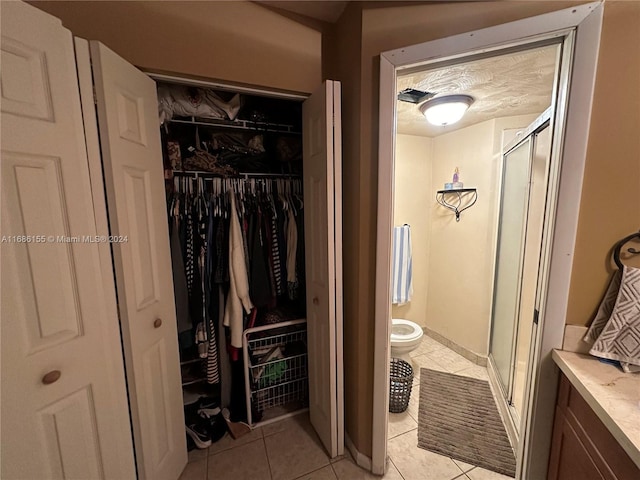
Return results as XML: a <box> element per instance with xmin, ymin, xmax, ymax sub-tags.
<box><xmin>489</xmin><ymin>109</ymin><xmax>553</xmax><ymax>430</ymax></box>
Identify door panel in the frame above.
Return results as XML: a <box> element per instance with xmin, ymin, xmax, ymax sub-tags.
<box><xmin>1</xmin><ymin>2</ymin><xmax>135</xmax><ymax>479</ymax></box>
<box><xmin>90</xmin><ymin>41</ymin><xmax>187</xmax><ymax>480</ymax></box>
<box><xmin>303</xmin><ymin>81</ymin><xmax>344</xmax><ymax>458</ymax></box>
<box><xmin>490</xmin><ymin>137</ymin><xmax>533</xmax><ymax>394</ymax></box>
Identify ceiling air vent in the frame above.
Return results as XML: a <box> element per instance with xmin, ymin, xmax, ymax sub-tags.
<box><xmin>397</xmin><ymin>88</ymin><xmax>435</xmax><ymax>104</ymax></box>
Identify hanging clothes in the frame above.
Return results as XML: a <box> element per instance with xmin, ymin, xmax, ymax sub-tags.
<box><xmin>224</xmin><ymin>191</ymin><xmax>254</xmax><ymax>349</ymax></box>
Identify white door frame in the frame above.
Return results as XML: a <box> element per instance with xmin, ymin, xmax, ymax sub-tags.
<box><xmin>373</xmin><ymin>3</ymin><xmax>603</xmax><ymax>477</ymax></box>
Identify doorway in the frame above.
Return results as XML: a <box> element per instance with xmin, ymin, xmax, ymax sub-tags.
<box><xmin>374</xmin><ymin>4</ymin><xmax>603</xmax><ymax>478</ymax></box>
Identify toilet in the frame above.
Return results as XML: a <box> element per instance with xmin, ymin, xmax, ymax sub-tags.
<box><xmin>390</xmin><ymin>318</ymin><xmax>424</xmax><ymax>360</ymax></box>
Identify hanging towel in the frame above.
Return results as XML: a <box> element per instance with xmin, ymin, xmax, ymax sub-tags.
<box><xmin>585</xmin><ymin>265</ymin><xmax>640</xmax><ymax>369</ymax></box>
<box><xmin>392</xmin><ymin>225</ymin><xmax>413</xmax><ymax>305</ymax></box>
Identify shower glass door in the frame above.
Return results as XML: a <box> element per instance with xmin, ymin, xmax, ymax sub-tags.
<box><xmin>490</xmin><ymin>137</ymin><xmax>533</xmax><ymax>394</ymax></box>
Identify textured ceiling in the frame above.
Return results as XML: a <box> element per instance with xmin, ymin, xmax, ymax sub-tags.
<box><xmin>397</xmin><ymin>45</ymin><xmax>559</xmax><ymax>137</ymax></box>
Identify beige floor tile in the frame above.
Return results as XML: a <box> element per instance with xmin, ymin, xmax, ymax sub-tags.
<box><xmin>426</xmin><ymin>347</ymin><xmax>475</xmax><ymax>374</ymax></box>
<box><xmin>293</xmin><ymin>465</ymin><xmax>337</xmax><ymax>480</ymax></box>
<box><xmin>208</xmin><ymin>438</ymin><xmax>271</xmax><ymax>480</ymax></box>
<box><xmin>262</xmin><ymin>412</ymin><xmax>310</xmax><ymax>437</ymax></box>
<box><xmin>179</xmin><ymin>458</ymin><xmax>207</xmax><ymax>480</ymax></box>
<box><xmin>466</xmin><ymin>467</ymin><xmax>514</xmax><ymax>479</ymax></box>
<box><xmin>208</xmin><ymin>427</ymin><xmax>263</xmax><ymax>455</ymax></box>
<box><xmin>410</xmin><ymin>336</ymin><xmax>448</xmax><ymax>357</ymax></box>
<box><xmin>387</xmin><ymin>410</ymin><xmax>417</xmax><ymax>439</ymax></box>
<box><xmin>411</xmin><ymin>353</ymin><xmax>448</xmax><ymax>380</ymax></box>
<box><xmin>388</xmin><ymin>430</ymin><xmax>464</xmax><ymax>480</ymax></box>
<box><xmin>188</xmin><ymin>447</ymin><xmax>208</xmax><ymax>463</ymax></box>
<box><xmin>332</xmin><ymin>456</ymin><xmax>404</xmax><ymax>479</ymax></box>
<box><xmin>455</xmin><ymin>363</ymin><xmax>489</xmax><ymax>381</ymax></box>
<box><xmin>264</xmin><ymin>416</ymin><xmax>330</xmax><ymax>480</ymax></box>
<box><xmin>406</xmin><ymin>380</ymin><xmax>421</xmax><ymax>421</ymax></box>
<box><xmin>452</xmin><ymin>458</ymin><xmax>476</xmax><ymax>473</ymax></box>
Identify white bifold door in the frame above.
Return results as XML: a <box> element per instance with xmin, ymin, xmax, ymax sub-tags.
<box><xmin>86</xmin><ymin>42</ymin><xmax>188</xmax><ymax>480</ymax></box>
<box><xmin>303</xmin><ymin>81</ymin><xmax>344</xmax><ymax>458</ymax></box>
<box><xmin>1</xmin><ymin>1</ymin><xmax>344</xmax><ymax>475</ymax></box>
<box><xmin>0</xmin><ymin>2</ymin><xmax>136</xmax><ymax>478</ymax></box>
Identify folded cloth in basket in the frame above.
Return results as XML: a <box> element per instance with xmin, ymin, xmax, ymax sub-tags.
<box><xmin>585</xmin><ymin>265</ymin><xmax>640</xmax><ymax>368</ymax></box>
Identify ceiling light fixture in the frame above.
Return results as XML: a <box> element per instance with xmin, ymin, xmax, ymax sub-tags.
<box><xmin>419</xmin><ymin>94</ymin><xmax>475</xmax><ymax>126</ymax></box>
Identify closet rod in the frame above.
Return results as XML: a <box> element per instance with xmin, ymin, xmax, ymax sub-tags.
<box><xmin>171</xmin><ymin>170</ymin><xmax>300</xmax><ymax>179</ymax></box>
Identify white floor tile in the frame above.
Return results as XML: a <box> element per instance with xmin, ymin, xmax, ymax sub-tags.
<box><xmin>411</xmin><ymin>353</ymin><xmax>448</xmax><ymax>380</ymax></box>
<box><xmin>332</xmin><ymin>455</ymin><xmax>404</xmax><ymax>479</ymax></box>
<box><xmin>179</xmin><ymin>457</ymin><xmax>207</xmax><ymax>480</ymax></box>
<box><xmin>387</xmin><ymin>410</ymin><xmax>417</xmax><ymax>439</ymax></box>
<box><xmin>208</xmin><ymin>439</ymin><xmax>271</xmax><ymax>480</ymax></box>
<box><xmin>294</xmin><ymin>465</ymin><xmax>337</xmax><ymax>480</ymax></box>
<box><xmin>452</xmin><ymin>458</ymin><xmax>476</xmax><ymax>473</ymax></box>
<box><xmin>410</xmin><ymin>336</ymin><xmax>448</xmax><ymax>357</ymax></box>
<box><xmin>455</xmin><ymin>363</ymin><xmax>489</xmax><ymax>381</ymax></box>
<box><xmin>208</xmin><ymin>427</ymin><xmax>263</xmax><ymax>456</ymax></box>
<box><xmin>387</xmin><ymin>430</ymin><xmax>465</xmax><ymax>480</ymax></box>
<box><xmin>264</xmin><ymin>415</ymin><xmax>330</xmax><ymax>480</ymax></box>
<box><xmin>466</xmin><ymin>466</ymin><xmax>514</xmax><ymax>479</ymax></box>
<box><xmin>426</xmin><ymin>347</ymin><xmax>475</xmax><ymax>374</ymax></box>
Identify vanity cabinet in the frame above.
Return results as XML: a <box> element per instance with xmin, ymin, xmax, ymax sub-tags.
<box><xmin>547</xmin><ymin>373</ymin><xmax>639</xmax><ymax>480</ymax></box>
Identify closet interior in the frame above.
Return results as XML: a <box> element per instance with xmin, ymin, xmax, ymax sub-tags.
<box><xmin>157</xmin><ymin>79</ymin><xmax>309</xmax><ymax>449</ymax></box>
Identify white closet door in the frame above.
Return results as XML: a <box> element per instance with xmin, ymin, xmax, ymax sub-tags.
<box><xmin>0</xmin><ymin>2</ymin><xmax>135</xmax><ymax>479</ymax></box>
<box><xmin>89</xmin><ymin>41</ymin><xmax>187</xmax><ymax>480</ymax></box>
<box><xmin>303</xmin><ymin>80</ymin><xmax>344</xmax><ymax>458</ymax></box>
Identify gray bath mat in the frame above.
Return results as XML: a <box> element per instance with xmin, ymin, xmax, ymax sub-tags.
<box><xmin>418</xmin><ymin>369</ymin><xmax>516</xmax><ymax>478</ymax></box>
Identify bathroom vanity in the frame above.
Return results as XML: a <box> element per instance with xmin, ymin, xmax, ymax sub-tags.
<box><xmin>549</xmin><ymin>351</ymin><xmax>640</xmax><ymax>480</ymax></box>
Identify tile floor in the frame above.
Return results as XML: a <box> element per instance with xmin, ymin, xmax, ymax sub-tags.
<box><xmin>180</xmin><ymin>335</ymin><xmax>514</xmax><ymax>480</ymax></box>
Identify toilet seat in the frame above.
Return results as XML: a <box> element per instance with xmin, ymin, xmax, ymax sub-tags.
<box><xmin>391</xmin><ymin>318</ymin><xmax>423</xmax><ymax>343</ymax></box>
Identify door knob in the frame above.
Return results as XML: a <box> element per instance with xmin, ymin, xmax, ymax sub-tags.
<box><xmin>153</xmin><ymin>318</ymin><xmax>163</xmax><ymax>328</ymax></box>
<box><xmin>312</xmin><ymin>297</ymin><xmax>319</xmax><ymax>305</ymax></box>
<box><xmin>42</xmin><ymin>370</ymin><xmax>61</xmax><ymax>385</ymax></box>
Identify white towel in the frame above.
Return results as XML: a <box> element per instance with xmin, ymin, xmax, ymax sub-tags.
<box><xmin>392</xmin><ymin>225</ymin><xmax>413</xmax><ymax>305</ymax></box>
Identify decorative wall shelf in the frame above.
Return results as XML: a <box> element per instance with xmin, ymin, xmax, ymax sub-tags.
<box><xmin>436</xmin><ymin>188</ymin><xmax>478</xmax><ymax>222</ymax></box>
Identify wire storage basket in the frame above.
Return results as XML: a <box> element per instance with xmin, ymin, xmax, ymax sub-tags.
<box><xmin>389</xmin><ymin>358</ymin><xmax>414</xmax><ymax>413</ymax></box>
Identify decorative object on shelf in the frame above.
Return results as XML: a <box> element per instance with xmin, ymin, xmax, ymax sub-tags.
<box><xmin>444</xmin><ymin>166</ymin><xmax>464</xmax><ymax>190</ymax></box>
<box><xmin>436</xmin><ymin>188</ymin><xmax>478</xmax><ymax>222</ymax></box>
<box><xmin>419</xmin><ymin>94</ymin><xmax>475</xmax><ymax>126</ymax></box>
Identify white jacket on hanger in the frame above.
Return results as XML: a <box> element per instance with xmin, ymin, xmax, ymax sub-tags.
<box><xmin>224</xmin><ymin>191</ymin><xmax>254</xmax><ymax>348</ymax></box>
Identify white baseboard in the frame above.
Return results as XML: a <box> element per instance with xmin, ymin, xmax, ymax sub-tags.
<box><xmin>345</xmin><ymin>432</ymin><xmax>372</xmax><ymax>472</ymax></box>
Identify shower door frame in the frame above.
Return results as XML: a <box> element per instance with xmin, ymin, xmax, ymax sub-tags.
<box><xmin>374</xmin><ymin>3</ymin><xmax>604</xmax><ymax>479</ymax></box>
<box><xmin>488</xmin><ymin>112</ymin><xmax>552</xmax><ymax>432</ymax></box>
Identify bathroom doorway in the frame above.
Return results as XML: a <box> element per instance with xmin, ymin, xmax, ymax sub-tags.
<box><xmin>373</xmin><ymin>4</ymin><xmax>603</xmax><ymax>478</ymax></box>
<box><xmin>384</xmin><ymin>43</ymin><xmax>559</xmax><ymax>480</ymax></box>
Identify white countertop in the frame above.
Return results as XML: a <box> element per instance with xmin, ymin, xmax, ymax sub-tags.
<box><xmin>552</xmin><ymin>350</ymin><xmax>640</xmax><ymax>468</ymax></box>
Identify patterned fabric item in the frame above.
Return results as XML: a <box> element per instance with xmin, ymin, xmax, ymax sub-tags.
<box><xmin>270</xmin><ymin>213</ymin><xmax>283</xmax><ymax>296</ymax></box>
<box><xmin>185</xmin><ymin>209</ymin><xmax>195</xmax><ymax>294</ymax></box>
<box><xmin>588</xmin><ymin>266</ymin><xmax>640</xmax><ymax>366</ymax></box>
<box><xmin>584</xmin><ymin>270</ymin><xmax>622</xmax><ymax>343</ymax></box>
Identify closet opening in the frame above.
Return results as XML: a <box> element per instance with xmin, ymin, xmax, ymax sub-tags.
<box><xmin>154</xmin><ymin>75</ymin><xmax>312</xmax><ymax>446</ymax></box>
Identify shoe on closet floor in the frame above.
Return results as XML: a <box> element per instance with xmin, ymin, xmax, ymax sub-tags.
<box><xmin>185</xmin><ymin>420</ymin><xmax>212</xmax><ymax>449</ymax></box>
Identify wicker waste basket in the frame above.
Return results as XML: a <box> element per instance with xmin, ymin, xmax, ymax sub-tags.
<box><xmin>389</xmin><ymin>358</ymin><xmax>414</xmax><ymax>413</ymax></box>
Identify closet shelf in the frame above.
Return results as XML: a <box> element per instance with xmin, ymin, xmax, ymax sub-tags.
<box><xmin>181</xmin><ymin>378</ymin><xmax>206</xmax><ymax>387</ymax></box>
<box><xmin>168</xmin><ymin>116</ymin><xmax>301</xmax><ymax>135</ymax></box>
<box><xmin>436</xmin><ymin>188</ymin><xmax>478</xmax><ymax>222</ymax></box>
<box><xmin>180</xmin><ymin>357</ymin><xmax>205</xmax><ymax>366</ymax></box>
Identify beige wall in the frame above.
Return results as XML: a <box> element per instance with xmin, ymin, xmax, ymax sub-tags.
<box><xmin>327</xmin><ymin>0</ymin><xmax>623</xmax><ymax>456</ymax></box>
<box><xmin>29</xmin><ymin>1</ymin><xmax>322</xmax><ymax>94</ymax></box>
<box><xmin>566</xmin><ymin>0</ymin><xmax>640</xmax><ymax>326</ymax></box>
<box><xmin>392</xmin><ymin>134</ymin><xmax>432</xmax><ymax>326</ymax></box>
<box><xmin>427</xmin><ymin>115</ymin><xmax>538</xmax><ymax>356</ymax></box>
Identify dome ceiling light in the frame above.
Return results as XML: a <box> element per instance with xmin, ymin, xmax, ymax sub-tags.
<box><xmin>419</xmin><ymin>94</ymin><xmax>475</xmax><ymax>126</ymax></box>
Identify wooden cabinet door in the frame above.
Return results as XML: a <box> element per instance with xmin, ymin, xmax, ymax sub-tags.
<box><xmin>548</xmin><ymin>408</ymin><xmax>604</xmax><ymax>480</ymax></box>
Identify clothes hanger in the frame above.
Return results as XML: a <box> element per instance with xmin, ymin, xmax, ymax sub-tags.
<box><xmin>613</xmin><ymin>230</ymin><xmax>640</xmax><ymax>270</ymax></box>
